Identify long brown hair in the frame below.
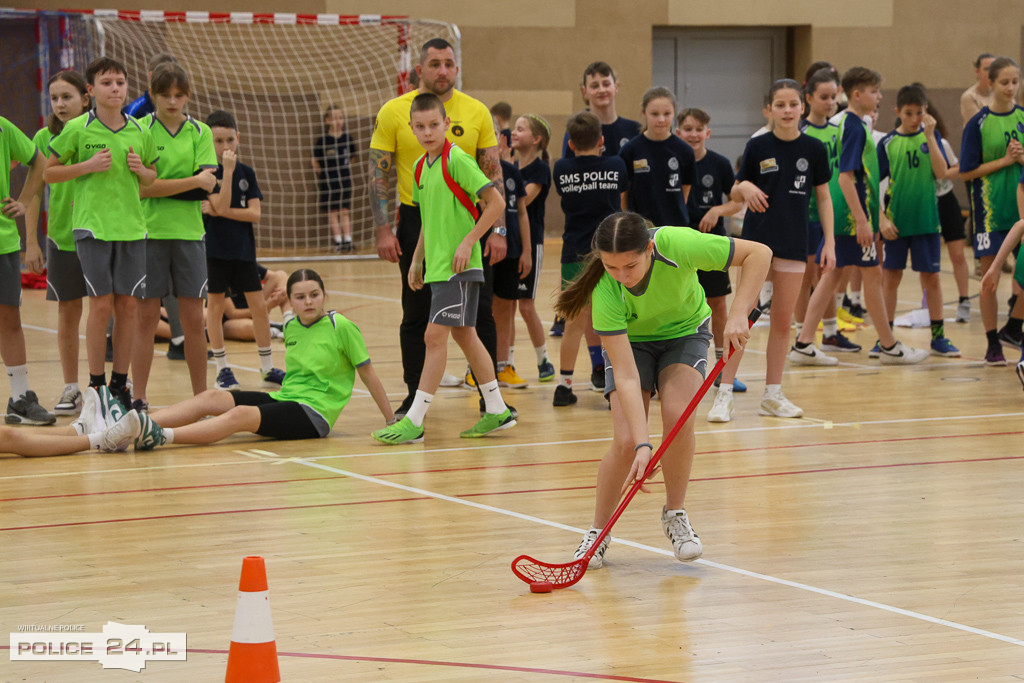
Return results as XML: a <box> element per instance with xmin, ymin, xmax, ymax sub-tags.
<box><xmin>47</xmin><ymin>70</ymin><xmax>88</xmax><ymax>135</ymax></box>
<box><xmin>555</xmin><ymin>212</ymin><xmax>653</xmax><ymax>320</ymax></box>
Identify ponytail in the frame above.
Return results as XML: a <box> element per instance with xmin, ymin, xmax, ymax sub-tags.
<box><xmin>554</xmin><ymin>211</ymin><xmax>654</xmax><ymax>320</ymax></box>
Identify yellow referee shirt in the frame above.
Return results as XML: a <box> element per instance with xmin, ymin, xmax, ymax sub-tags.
<box><xmin>370</xmin><ymin>89</ymin><xmax>497</xmax><ymax>206</ymax></box>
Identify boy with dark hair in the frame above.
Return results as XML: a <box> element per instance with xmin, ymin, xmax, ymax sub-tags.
<box><xmin>791</xmin><ymin>67</ymin><xmax>928</xmax><ymax>366</ymax></box>
<box><xmin>202</xmin><ymin>110</ymin><xmax>284</xmax><ymax>392</ymax></box>
<box><xmin>45</xmin><ymin>56</ymin><xmax>158</xmax><ymax>411</ymax></box>
<box><xmin>552</xmin><ymin>111</ymin><xmax>628</xmax><ymax>406</ymax></box>
<box><xmin>372</xmin><ymin>93</ymin><xmax>514</xmax><ymax>444</ymax></box>
<box><xmin>561</xmin><ymin>62</ymin><xmax>641</xmax><ymax>158</ymax></box>
<box><xmin>878</xmin><ymin>85</ymin><xmax>960</xmax><ymax>358</ymax></box>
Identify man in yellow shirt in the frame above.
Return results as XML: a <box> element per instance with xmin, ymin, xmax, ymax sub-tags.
<box><xmin>370</xmin><ymin>38</ymin><xmax>507</xmax><ymax>417</ymax></box>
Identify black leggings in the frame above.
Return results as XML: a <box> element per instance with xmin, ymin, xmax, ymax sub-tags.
<box><xmin>232</xmin><ymin>391</ymin><xmax>323</xmax><ymax>440</ymax></box>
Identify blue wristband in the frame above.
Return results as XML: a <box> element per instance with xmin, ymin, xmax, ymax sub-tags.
<box><xmin>634</xmin><ymin>442</ymin><xmax>653</xmax><ymax>452</ymax></box>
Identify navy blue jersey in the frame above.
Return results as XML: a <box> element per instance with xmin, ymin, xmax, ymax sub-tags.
<box><xmin>561</xmin><ymin>116</ymin><xmax>642</xmax><ymax>158</ymax></box>
<box><xmin>737</xmin><ymin>132</ymin><xmax>830</xmax><ymax>261</ymax></box>
<box><xmin>204</xmin><ymin>161</ymin><xmax>263</xmax><ymax>262</ymax></box>
<box><xmin>553</xmin><ymin>155</ymin><xmax>628</xmax><ymax>263</ymax></box>
<box><xmin>123</xmin><ymin>91</ymin><xmax>154</xmax><ymax>119</ymax></box>
<box><xmin>500</xmin><ymin>160</ymin><xmax>528</xmax><ymax>260</ymax></box>
<box><xmin>313</xmin><ymin>133</ymin><xmax>356</xmax><ymax>182</ymax></box>
<box><xmin>687</xmin><ymin>148</ymin><xmax>735</xmax><ymax>236</ymax></box>
<box><xmin>620</xmin><ymin>133</ymin><xmax>697</xmax><ymax>226</ymax></box>
<box><xmin>517</xmin><ymin>157</ymin><xmax>551</xmax><ymax>248</ymax></box>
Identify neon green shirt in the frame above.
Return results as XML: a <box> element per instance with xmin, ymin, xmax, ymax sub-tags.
<box><xmin>412</xmin><ymin>143</ymin><xmax>491</xmax><ymax>283</ymax></box>
<box><xmin>878</xmin><ymin>128</ymin><xmax>945</xmax><ymax>237</ymax></box>
<box><xmin>801</xmin><ymin>120</ymin><xmax>839</xmax><ymax>223</ymax></box>
<box><xmin>271</xmin><ymin>311</ymin><xmax>371</xmax><ymax>429</ymax></box>
<box><xmin>33</xmin><ymin>127</ymin><xmax>76</xmax><ymax>251</ymax></box>
<box><xmin>0</xmin><ymin>117</ymin><xmax>38</xmax><ymax>255</ymax></box>
<box><xmin>48</xmin><ymin>111</ymin><xmax>157</xmax><ymax>242</ymax></box>
<box><xmin>141</xmin><ymin>114</ymin><xmax>217</xmax><ymax>240</ymax></box>
<box><xmin>592</xmin><ymin>226</ymin><xmax>734</xmax><ymax>342</ymax></box>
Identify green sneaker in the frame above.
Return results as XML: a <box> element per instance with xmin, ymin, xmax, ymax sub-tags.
<box><xmin>371</xmin><ymin>417</ymin><xmax>425</xmax><ymax>445</ymax></box>
<box><xmin>460</xmin><ymin>408</ymin><xmax>516</xmax><ymax>438</ymax></box>
<box><xmin>134</xmin><ymin>412</ymin><xmax>166</xmax><ymax>451</ymax></box>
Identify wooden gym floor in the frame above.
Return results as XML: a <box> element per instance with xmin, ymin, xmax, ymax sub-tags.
<box><xmin>2</xmin><ymin>243</ymin><xmax>1023</xmax><ymax>681</ymax></box>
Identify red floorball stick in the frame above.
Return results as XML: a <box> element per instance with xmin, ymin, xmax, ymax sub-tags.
<box><xmin>512</xmin><ymin>308</ymin><xmax>762</xmax><ymax>591</ymax></box>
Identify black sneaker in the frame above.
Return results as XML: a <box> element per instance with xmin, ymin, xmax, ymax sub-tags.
<box><xmin>549</xmin><ymin>316</ymin><xmax>565</xmax><ymax>337</ymax></box>
<box><xmin>553</xmin><ymin>385</ymin><xmax>577</xmax><ymax>407</ymax></box>
<box><xmin>997</xmin><ymin>325</ymin><xmax>1023</xmax><ymax>349</ymax></box>
<box><xmin>6</xmin><ymin>391</ymin><xmax>57</xmax><ymax>425</ymax></box>
<box><xmin>167</xmin><ymin>340</ymin><xmax>186</xmax><ymax>360</ymax></box>
<box><xmin>590</xmin><ymin>366</ymin><xmax>606</xmax><ymax>392</ymax></box>
<box><xmin>110</xmin><ymin>385</ymin><xmax>132</xmax><ymax>413</ymax></box>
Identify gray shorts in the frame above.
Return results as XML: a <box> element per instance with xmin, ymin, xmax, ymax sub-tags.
<box><xmin>74</xmin><ymin>235</ymin><xmax>147</xmax><ymax>298</ymax></box>
<box><xmin>428</xmin><ymin>281</ymin><xmax>480</xmax><ymax>327</ymax></box>
<box><xmin>145</xmin><ymin>238</ymin><xmax>208</xmax><ymax>299</ymax></box>
<box><xmin>0</xmin><ymin>251</ymin><xmax>22</xmax><ymax>307</ymax></box>
<box><xmin>46</xmin><ymin>240</ymin><xmax>87</xmax><ymax>302</ymax></box>
<box><xmin>603</xmin><ymin>318</ymin><xmax>713</xmax><ymax>396</ymax></box>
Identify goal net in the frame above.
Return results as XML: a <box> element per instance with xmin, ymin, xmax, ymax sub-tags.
<box><xmin>9</xmin><ymin>9</ymin><xmax>460</xmax><ymax>260</ymax></box>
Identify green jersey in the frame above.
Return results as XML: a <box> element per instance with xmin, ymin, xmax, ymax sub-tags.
<box><xmin>960</xmin><ymin>105</ymin><xmax>1024</xmax><ymax>233</ymax></box>
<box><xmin>48</xmin><ymin>111</ymin><xmax>157</xmax><ymax>242</ymax></box>
<box><xmin>831</xmin><ymin>110</ymin><xmax>880</xmax><ymax>236</ymax></box>
<box><xmin>0</xmin><ymin>117</ymin><xmax>39</xmax><ymax>255</ymax></box>
<box><xmin>878</xmin><ymin>128</ymin><xmax>946</xmax><ymax>237</ymax></box>
<box><xmin>800</xmin><ymin>120</ymin><xmax>838</xmax><ymax>223</ymax></box>
<box><xmin>592</xmin><ymin>226</ymin><xmax>734</xmax><ymax>342</ymax></box>
<box><xmin>142</xmin><ymin>114</ymin><xmax>217</xmax><ymax>240</ymax></box>
<box><xmin>32</xmin><ymin>127</ymin><xmax>76</xmax><ymax>251</ymax></box>
<box><xmin>272</xmin><ymin>311</ymin><xmax>371</xmax><ymax>429</ymax></box>
<box><xmin>411</xmin><ymin>143</ymin><xmax>491</xmax><ymax>283</ymax></box>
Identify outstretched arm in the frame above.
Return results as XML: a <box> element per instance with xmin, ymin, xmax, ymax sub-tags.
<box><xmin>357</xmin><ymin>362</ymin><xmax>395</xmax><ymax>424</ymax></box>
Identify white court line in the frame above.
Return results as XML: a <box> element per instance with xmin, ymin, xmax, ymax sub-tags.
<box><xmin>288</xmin><ymin>457</ymin><xmax>1024</xmax><ymax>649</ymax></box>
<box><xmin>3</xmin><ymin>409</ymin><xmax>1022</xmax><ymax>482</ymax></box>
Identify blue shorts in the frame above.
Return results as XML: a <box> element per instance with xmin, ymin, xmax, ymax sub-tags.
<box><xmin>807</xmin><ymin>221</ymin><xmax>824</xmax><ymax>258</ymax></box>
<box><xmin>974</xmin><ymin>230</ymin><xmax>1008</xmax><ymax>258</ymax></box>
<box><xmin>830</xmin><ymin>234</ymin><xmax>879</xmax><ymax>268</ymax></box>
<box><xmin>882</xmin><ymin>233</ymin><xmax>941</xmax><ymax>273</ymax></box>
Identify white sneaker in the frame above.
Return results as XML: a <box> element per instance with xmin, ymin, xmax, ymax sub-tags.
<box><xmin>707</xmin><ymin>389</ymin><xmax>734</xmax><ymax>423</ymax></box>
<box><xmin>70</xmin><ymin>387</ymin><xmax>104</xmax><ymax>436</ymax></box>
<box><xmin>98</xmin><ymin>409</ymin><xmax>141</xmax><ymax>453</ymax></box>
<box><xmin>878</xmin><ymin>341</ymin><xmax>929</xmax><ymax>365</ymax></box>
<box><xmin>662</xmin><ymin>508</ymin><xmax>702</xmax><ymax>561</ymax></box>
<box><xmin>759</xmin><ymin>391</ymin><xmax>804</xmax><ymax>418</ymax></box>
<box><xmin>573</xmin><ymin>528</ymin><xmax>609</xmax><ymax>569</ymax></box>
<box><xmin>439</xmin><ymin>372</ymin><xmax>463</xmax><ymax>388</ymax></box>
<box><xmin>54</xmin><ymin>386</ymin><xmax>83</xmax><ymax>415</ymax></box>
<box><xmin>787</xmin><ymin>344</ymin><xmax>839</xmax><ymax>366</ymax></box>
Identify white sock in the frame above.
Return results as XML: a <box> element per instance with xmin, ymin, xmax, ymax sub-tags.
<box><xmin>764</xmin><ymin>383</ymin><xmax>782</xmax><ymax>398</ymax></box>
<box><xmin>795</xmin><ymin>322</ymin><xmax>803</xmax><ymax>335</ymax></box>
<box><xmin>163</xmin><ymin>428</ymin><xmax>175</xmax><ymax>444</ymax></box>
<box><xmin>171</xmin><ymin>335</ymin><xmax>185</xmax><ymax>346</ymax></box>
<box><xmin>88</xmin><ymin>433</ymin><xmax>102</xmax><ymax>449</ymax></box>
<box><xmin>257</xmin><ymin>346</ymin><xmax>274</xmax><ymax>374</ymax></box>
<box><xmin>718</xmin><ymin>384</ymin><xmax>733</xmax><ymax>397</ymax></box>
<box><xmin>508</xmin><ymin>346</ymin><xmax>516</xmax><ymax>367</ymax></box>
<box><xmin>405</xmin><ymin>390</ymin><xmax>433</xmax><ymax>427</ymax></box>
<box><xmin>664</xmin><ymin>508</ymin><xmax>686</xmax><ymax>517</ymax></box>
<box><xmin>714</xmin><ymin>347</ymin><xmax>723</xmax><ymax>360</ymax></box>
<box><xmin>497</xmin><ymin>361</ymin><xmax>507</xmax><ymax>371</ymax></box>
<box><xmin>211</xmin><ymin>348</ymin><xmax>228</xmax><ymax>372</ymax></box>
<box><xmin>479</xmin><ymin>379</ymin><xmax>507</xmax><ymax>414</ymax></box>
<box><xmin>535</xmin><ymin>344</ymin><xmax>549</xmax><ymax>365</ymax></box>
<box><xmin>835</xmin><ymin>292</ymin><xmax>844</xmax><ymax>310</ymax></box>
<box><xmin>558</xmin><ymin>373</ymin><xmax>573</xmax><ymax>389</ymax></box>
<box><xmin>850</xmin><ymin>291</ymin><xmax>862</xmax><ymax>306</ymax></box>
<box><xmin>66</xmin><ymin>382</ymin><xmax>80</xmax><ymax>394</ymax></box>
<box><xmin>6</xmin><ymin>364</ymin><xmax>28</xmax><ymax>400</ymax></box>
<box><xmin>823</xmin><ymin>317</ymin><xmax>838</xmax><ymax>337</ymax></box>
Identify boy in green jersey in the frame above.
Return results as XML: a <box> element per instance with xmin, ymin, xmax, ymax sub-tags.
<box><xmin>44</xmin><ymin>57</ymin><xmax>158</xmax><ymax>410</ymax></box>
<box><xmin>878</xmin><ymin>85</ymin><xmax>960</xmax><ymax>358</ymax></box>
<box><xmin>372</xmin><ymin>93</ymin><xmax>514</xmax><ymax>445</ymax></box>
<box><xmin>0</xmin><ymin>115</ymin><xmax>50</xmax><ymax>425</ymax></box>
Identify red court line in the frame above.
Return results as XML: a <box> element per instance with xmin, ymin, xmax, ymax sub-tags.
<box><xmin>0</xmin><ymin>646</ymin><xmax>677</xmax><ymax>682</ymax></box>
<box><xmin>3</xmin><ymin>452</ymin><xmax>1024</xmax><ymax>533</ymax></box>
<box><xmin>0</xmin><ymin>475</ymin><xmax>347</xmax><ymax>502</ymax></box>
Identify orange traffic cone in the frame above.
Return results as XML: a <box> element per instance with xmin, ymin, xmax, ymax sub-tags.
<box><xmin>225</xmin><ymin>556</ymin><xmax>281</xmax><ymax>683</ymax></box>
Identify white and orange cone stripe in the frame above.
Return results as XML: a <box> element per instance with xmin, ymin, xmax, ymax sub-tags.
<box><xmin>226</xmin><ymin>556</ymin><xmax>280</xmax><ymax>683</ymax></box>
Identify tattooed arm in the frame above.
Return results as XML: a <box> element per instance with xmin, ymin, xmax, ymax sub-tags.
<box><xmin>476</xmin><ymin>144</ymin><xmax>507</xmax><ymax>264</ymax></box>
<box><xmin>369</xmin><ymin>147</ymin><xmax>401</xmax><ymax>263</ymax></box>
